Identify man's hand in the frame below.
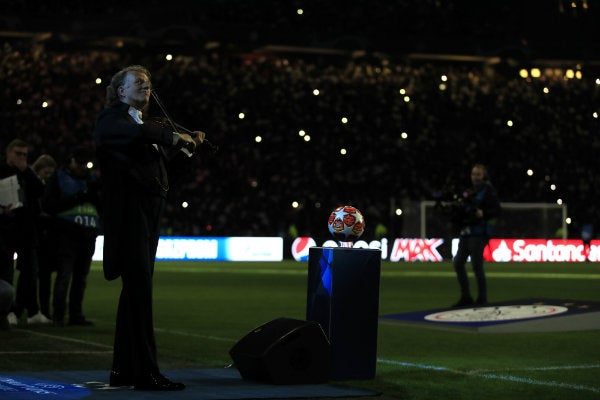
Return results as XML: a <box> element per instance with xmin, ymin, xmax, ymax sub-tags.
<box><xmin>192</xmin><ymin>131</ymin><xmax>206</xmax><ymax>145</ymax></box>
<box><xmin>177</xmin><ymin>133</ymin><xmax>196</xmax><ymax>151</ymax></box>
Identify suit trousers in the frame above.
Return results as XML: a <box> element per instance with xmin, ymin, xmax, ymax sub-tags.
<box><xmin>111</xmin><ymin>194</ymin><xmax>165</xmax><ymax>379</ymax></box>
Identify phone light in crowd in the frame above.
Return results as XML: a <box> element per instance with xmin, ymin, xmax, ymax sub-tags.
<box><xmin>403</xmin><ymin>95</ymin><xmax>410</xmax><ymax>103</ymax></box>
<box><xmin>506</xmin><ymin>120</ymin><xmax>513</xmax><ymax>127</ymax></box>
<box><xmin>292</xmin><ymin>201</ymin><xmax>300</xmax><ymax>209</ymax></box>
<box><xmin>165</xmin><ymin>54</ymin><xmax>173</xmax><ymax>61</ymax></box>
<box><xmin>16</xmin><ymin>99</ymin><xmax>22</xmax><ymax>105</ymax></box>
<box><xmin>593</xmin><ymin>112</ymin><xmax>598</xmax><ymax>119</ymax></box>
<box><xmin>95</xmin><ymin>78</ymin><xmax>102</xmax><ymax>84</ymax></box>
<box><xmin>527</xmin><ymin>169</ymin><xmax>534</xmax><ymax>177</ymax></box>
<box><xmin>340</xmin><ymin>148</ymin><xmax>347</xmax><ymax>155</ymax></box>
<box><xmin>543</xmin><ymin>87</ymin><xmax>550</xmax><ymax>94</ymax></box>
<box><xmin>395</xmin><ymin>208</ymin><xmax>403</xmax><ymax>216</ymax></box>
<box><xmin>313</xmin><ymin>89</ymin><xmax>320</xmax><ymax>96</ymax></box>
<box><xmin>86</xmin><ymin>162</ymin><xmax>94</xmax><ymax>169</ymax></box>
<box><xmin>440</xmin><ymin>75</ymin><xmax>448</xmax><ymax>82</ymax></box>
<box><xmin>238</xmin><ymin>112</ymin><xmax>245</xmax><ymax>119</ymax></box>
<box><xmin>42</xmin><ymin>101</ymin><xmax>49</xmax><ymax>108</ymax></box>
<box><xmin>297</xmin><ymin>8</ymin><xmax>303</xmax><ymax>15</ymax></box>
<box><xmin>341</xmin><ymin>117</ymin><xmax>348</xmax><ymax>124</ymax></box>
<box><xmin>255</xmin><ymin>136</ymin><xmax>262</xmax><ymax>143</ymax></box>
<box><xmin>181</xmin><ymin>201</ymin><xmax>189</xmax><ymax>208</ymax></box>
<box><xmin>398</xmin><ymin>88</ymin><xmax>406</xmax><ymax>95</ymax></box>
<box><xmin>401</xmin><ymin>132</ymin><xmax>408</xmax><ymax>139</ymax></box>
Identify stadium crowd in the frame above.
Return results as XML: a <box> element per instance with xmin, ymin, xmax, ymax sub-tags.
<box><xmin>1</xmin><ymin>40</ymin><xmax>599</xmax><ymax>242</ymax></box>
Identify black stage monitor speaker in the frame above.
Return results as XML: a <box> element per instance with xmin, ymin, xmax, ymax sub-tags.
<box><xmin>229</xmin><ymin>317</ymin><xmax>330</xmax><ymax>384</ymax></box>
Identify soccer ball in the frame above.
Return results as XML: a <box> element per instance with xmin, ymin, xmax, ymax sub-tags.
<box><xmin>327</xmin><ymin>205</ymin><xmax>365</xmax><ymax>241</ymax></box>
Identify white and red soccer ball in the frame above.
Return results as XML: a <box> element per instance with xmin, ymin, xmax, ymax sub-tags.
<box><xmin>327</xmin><ymin>205</ymin><xmax>365</xmax><ymax>241</ymax></box>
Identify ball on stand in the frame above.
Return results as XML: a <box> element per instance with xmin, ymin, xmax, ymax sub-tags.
<box><xmin>327</xmin><ymin>205</ymin><xmax>365</xmax><ymax>246</ymax></box>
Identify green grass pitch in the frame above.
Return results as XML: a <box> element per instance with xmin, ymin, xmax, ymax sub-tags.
<box><xmin>1</xmin><ymin>260</ymin><xmax>599</xmax><ymax>400</ymax></box>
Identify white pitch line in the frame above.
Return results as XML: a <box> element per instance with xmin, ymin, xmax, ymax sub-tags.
<box><xmin>153</xmin><ymin>327</ymin><xmax>237</xmax><ymax>342</ymax></box>
<box><xmin>377</xmin><ymin>359</ymin><xmax>600</xmax><ymax>394</ymax></box>
<box><xmin>15</xmin><ymin>329</ymin><xmax>112</xmax><ymax>349</ymax></box>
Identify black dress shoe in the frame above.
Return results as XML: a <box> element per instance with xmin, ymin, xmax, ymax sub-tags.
<box><xmin>134</xmin><ymin>372</ymin><xmax>185</xmax><ymax>391</ymax></box>
<box><xmin>109</xmin><ymin>370</ymin><xmax>134</xmax><ymax>387</ymax></box>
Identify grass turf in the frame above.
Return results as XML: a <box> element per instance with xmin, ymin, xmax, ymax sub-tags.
<box><xmin>1</xmin><ymin>260</ymin><xmax>599</xmax><ymax>400</ymax></box>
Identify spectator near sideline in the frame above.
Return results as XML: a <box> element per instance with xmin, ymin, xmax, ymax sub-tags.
<box><xmin>0</xmin><ymin>139</ymin><xmax>47</xmax><ymax>326</ymax></box>
<box><xmin>32</xmin><ymin>154</ymin><xmax>58</xmax><ymax>321</ymax></box>
<box><xmin>94</xmin><ymin>65</ymin><xmax>205</xmax><ymax>391</ymax></box>
<box><xmin>41</xmin><ymin>146</ymin><xmax>100</xmax><ymax>326</ymax></box>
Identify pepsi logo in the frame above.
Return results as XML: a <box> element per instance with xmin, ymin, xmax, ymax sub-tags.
<box><xmin>291</xmin><ymin>237</ymin><xmax>317</xmax><ymax>261</ymax></box>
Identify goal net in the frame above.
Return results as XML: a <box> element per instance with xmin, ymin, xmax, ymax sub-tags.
<box><xmin>411</xmin><ymin>201</ymin><xmax>568</xmax><ymax>239</ymax></box>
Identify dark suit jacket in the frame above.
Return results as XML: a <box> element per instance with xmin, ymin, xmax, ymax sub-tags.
<box><xmin>93</xmin><ymin>102</ymin><xmax>192</xmax><ymax>280</ymax></box>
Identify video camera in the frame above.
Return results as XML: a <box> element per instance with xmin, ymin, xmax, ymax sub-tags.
<box><xmin>433</xmin><ymin>186</ymin><xmax>477</xmax><ymax>225</ymax></box>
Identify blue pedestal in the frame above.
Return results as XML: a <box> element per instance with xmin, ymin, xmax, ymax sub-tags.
<box><xmin>306</xmin><ymin>247</ymin><xmax>381</xmax><ymax>380</ymax></box>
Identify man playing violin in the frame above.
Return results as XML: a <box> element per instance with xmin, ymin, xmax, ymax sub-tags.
<box><xmin>94</xmin><ymin>65</ymin><xmax>204</xmax><ymax>391</ymax></box>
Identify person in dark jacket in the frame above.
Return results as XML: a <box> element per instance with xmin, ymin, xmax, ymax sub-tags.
<box><xmin>41</xmin><ymin>147</ymin><xmax>100</xmax><ymax>326</ymax></box>
<box><xmin>93</xmin><ymin>65</ymin><xmax>204</xmax><ymax>391</ymax></box>
<box><xmin>0</xmin><ymin>139</ymin><xmax>45</xmax><ymax>326</ymax></box>
<box><xmin>452</xmin><ymin>164</ymin><xmax>501</xmax><ymax>307</ymax></box>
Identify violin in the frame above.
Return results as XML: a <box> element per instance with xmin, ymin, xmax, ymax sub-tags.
<box><xmin>150</xmin><ymin>90</ymin><xmax>219</xmax><ymax>154</ymax></box>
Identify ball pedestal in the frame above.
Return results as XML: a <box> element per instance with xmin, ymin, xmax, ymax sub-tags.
<box><xmin>306</xmin><ymin>246</ymin><xmax>381</xmax><ymax>380</ymax></box>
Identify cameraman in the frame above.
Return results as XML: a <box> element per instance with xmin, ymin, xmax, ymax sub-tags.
<box><xmin>452</xmin><ymin>164</ymin><xmax>500</xmax><ymax>307</ymax></box>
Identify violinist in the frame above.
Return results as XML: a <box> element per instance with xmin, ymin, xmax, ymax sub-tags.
<box><xmin>93</xmin><ymin>65</ymin><xmax>205</xmax><ymax>391</ymax></box>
